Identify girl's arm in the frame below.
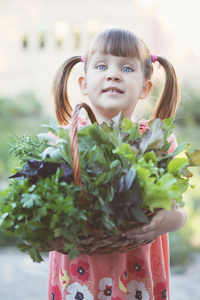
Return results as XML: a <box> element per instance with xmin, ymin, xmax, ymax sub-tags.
<box><xmin>125</xmin><ymin>201</ymin><xmax>187</xmax><ymax>241</ymax></box>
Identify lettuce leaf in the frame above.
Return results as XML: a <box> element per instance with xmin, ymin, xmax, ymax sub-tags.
<box><xmin>1</xmin><ymin>111</ymin><xmax>200</xmax><ymax>262</ymax></box>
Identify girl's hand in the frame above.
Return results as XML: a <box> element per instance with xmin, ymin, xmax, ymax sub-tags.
<box><xmin>125</xmin><ymin>201</ymin><xmax>187</xmax><ymax>242</ymax></box>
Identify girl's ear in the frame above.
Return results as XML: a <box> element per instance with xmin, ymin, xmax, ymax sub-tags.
<box><xmin>78</xmin><ymin>76</ymin><xmax>88</xmax><ymax>95</ymax></box>
<box><xmin>139</xmin><ymin>80</ymin><xmax>153</xmax><ymax>99</ymax></box>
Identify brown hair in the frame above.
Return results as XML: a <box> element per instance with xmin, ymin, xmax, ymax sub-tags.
<box><xmin>52</xmin><ymin>28</ymin><xmax>180</xmax><ymax>124</ymax></box>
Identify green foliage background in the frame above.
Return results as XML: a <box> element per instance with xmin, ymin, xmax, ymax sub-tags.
<box><xmin>0</xmin><ymin>87</ymin><xmax>200</xmax><ymax>267</ymax></box>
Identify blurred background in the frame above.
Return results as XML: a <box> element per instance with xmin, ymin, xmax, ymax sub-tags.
<box><xmin>0</xmin><ymin>0</ymin><xmax>200</xmax><ymax>299</ymax></box>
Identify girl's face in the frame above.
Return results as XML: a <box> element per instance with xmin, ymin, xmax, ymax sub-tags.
<box><xmin>79</xmin><ymin>52</ymin><xmax>152</xmax><ymax>123</ymax></box>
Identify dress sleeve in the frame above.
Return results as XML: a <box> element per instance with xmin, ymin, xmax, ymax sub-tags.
<box><xmin>167</xmin><ymin>133</ymin><xmax>178</xmax><ymax>154</ymax></box>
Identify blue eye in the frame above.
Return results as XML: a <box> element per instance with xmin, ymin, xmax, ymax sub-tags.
<box><xmin>97</xmin><ymin>65</ymin><xmax>107</xmax><ymax>71</ymax></box>
<box><xmin>122</xmin><ymin>67</ymin><xmax>133</xmax><ymax>72</ymax></box>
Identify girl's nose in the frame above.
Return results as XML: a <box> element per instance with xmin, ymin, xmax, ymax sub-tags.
<box><xmin>106</xmin><ymin>69</ymin><xmax>121</xmax><ymax>81</ymax></box>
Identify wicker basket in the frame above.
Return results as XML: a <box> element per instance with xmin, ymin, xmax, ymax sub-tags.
<box><xmin>40</xmin><ymin>102</ymin><xmax>157</xmax><ymax>255</ymax></box>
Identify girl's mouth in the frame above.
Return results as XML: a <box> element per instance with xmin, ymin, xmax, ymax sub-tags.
<box><xmin>103</xmin><ymin>87</ymin><xmax>123</xmax><ymax>94</ymax></box>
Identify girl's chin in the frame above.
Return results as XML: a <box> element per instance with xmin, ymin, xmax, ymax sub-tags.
<box><xmin>102</xmin><ymin>104</ymin><xmax>123</xmax><ymax>114</ymax></box>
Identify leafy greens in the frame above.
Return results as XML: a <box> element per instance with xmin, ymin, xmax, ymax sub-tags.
<box><xmin>0</xmin><ymin>113</ymin><xmax>200</xmax><ymax>262</ymax></box>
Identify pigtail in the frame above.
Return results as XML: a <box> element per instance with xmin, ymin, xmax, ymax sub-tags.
<box><xmin>152</xmin><ymin>56</ymin><xmax>180</xmax><ymax>120</ymax></box>
<box><xmin>52</xmin><ymin>56</ymin><xmax>82</xmax><ymax>125</ymax></box>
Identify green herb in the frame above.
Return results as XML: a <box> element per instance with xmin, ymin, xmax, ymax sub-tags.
<box><xmin>8</xmin><ymin>133</ymin><xmax>50</xmax><ymax>167</ymax></box>
<box><xmin>0</xmin><ymin>113</ymin><xmax>200</xmax><ymax>263</ymax></box>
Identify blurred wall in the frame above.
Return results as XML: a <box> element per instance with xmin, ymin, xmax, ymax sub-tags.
<box><xmin>0</xmin><ymin>0</ymin><xmax>200</xmax><ymax>114</ymax></box>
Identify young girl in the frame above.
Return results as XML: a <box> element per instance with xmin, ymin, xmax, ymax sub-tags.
<box><xmin>48</xmin><ymin>28</ymin><xmax>187</xmax><ymax>300</ymax></box>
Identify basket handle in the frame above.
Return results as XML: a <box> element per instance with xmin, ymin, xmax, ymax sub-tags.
<box><xmin>70</xmin><ymin>102</ymin><xmax>98</xmax><ymax>207</ymax></box>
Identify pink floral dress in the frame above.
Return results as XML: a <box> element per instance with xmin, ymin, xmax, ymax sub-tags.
<box><xmin>48</xmin><ymin>118</ymin><xmax>177</xmax><ymax>300</ymax></box>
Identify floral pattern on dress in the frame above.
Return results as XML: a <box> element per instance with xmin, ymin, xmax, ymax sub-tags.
<box><xmin>151</xmin><ymin>255</ymin><xmax>163</xmax><ymax>277</ymax></box>
<box><xmin>119</xmin><ymin>270</ymin><xmax>127</xmax><ymax>293</ymax></box>
<box><xmin>51</xmin><ymin>285</ymin><xmax>62</xmax><ymax>300</ymax></box>
<box><xmin>59</xmin><ymin>268</ymin><xmax>69</xmax><ymax>291</ymax></box>
<box><xmin>52</xmin><ymin>258</ymin><xmax>59</xmax><ymax>280</ymax></box>
<box><xmin>66</xmin><ymin>282</ymin><xmax>94</xmax><ymax>300</ymax></box>
<box><xmin>154</xmin><ymin>280</ymin><xmax>167</xmax><ymax>300</ymax></box>
<box><xmin>71</xmin><ymin>260</ymin><xmax>89</xmax><ymax>282</ymax></box>
<box><xmin>138</xmin><ymin>119</ymin><xmax>150</xmax><ymax>134</ymax></box>
<box><xmin>128</xmin><ymin>256</ymin><xmax>145</xmax><ymax>280</ymax></box>
<box><xmin>98</xmin><ymin>277</ymin><xmax>113</xmax><ymax>300</ymax></box>
<box><xmin>127</xmin><ymin>280</ymin><xmax>150</xmax><ymax>300</ymax></box>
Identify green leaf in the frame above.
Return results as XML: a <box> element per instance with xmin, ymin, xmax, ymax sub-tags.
<box><xmin>41</xmin><ymin>146</ymin><xmax>56</xmax><ymax>160</ymax></box>
<box><xmin>8</xmin><ymin>134</ymin><xmax>49</xmax><ymax>166</ymax></box>
<box><xmin>109</xmin><ymin>159</ymin><xmax>121</xmax><ymax>170</ymax></box>
<box><xmin>18</xmin><ymin>242</ymin><xmax>31</xmax><ymax>253</ymax></box>
<box><xmin>56</xmin><ymin>138</ymin><xmax>68</xmax><ymax>145</ymax></box>
<box><xmin>63</xmin><ymin>242</ymin><xmax>74</xmax><ymax>253</ymax></box>
<box><xmin>49</xmin><ymin>117</ymin><xmax>59</xmax><ymax>130</ymax></box>
<box><xmin>78</xmin><ymin>134</ymin><xmax>96</xmax><ymax>152</ymax></box>
<box><xmin>113</xmin><ymin>144</ymin><xmax>136</xmax><ymax>164</ymax></box>
<box><xmin>146</xmin><ymin>193</ymin><xmax>174</xmax><ymax>211</ymax></box>
<box><xmin>172</xmin><ymin>142</ymin><xmax>188</xmax><ymax>156</ymax></box>
<box><xmin>143</xmin><ymin>152</ymin><xmax>157</xmax><ymax>164</ymax></box>
<box><xmin>48</xmin><ymin>148</ymin><xmax>64</xmax><ymax>162</ymax></box>
<box><xmin>36</xmin><ymin>206</ymin><xmax>48</xmax><ymax>218</ymax></box>
<box><xmin>38</xmin><ymin>133</ymin><xmax>57</xmax><ymax>143</ymax></box>
<box><xmin>131</xmin><ymin>207</ymin><xmax>150</xmax><ymax>223</ymax></box>
<box><xmin>41</xmin><ymin>118</ymin><xmax>59</xmax><ymax>136</ymax></box>
<box><xmin>186</xmin><ymin>150</ymin><xmax>200</xmax><ymax>166</ymax></box>
<box><xmin>102</xmin><ymin>213</ymin><xmax>117</xmax><ymax>231</ymax></box>
<box><xmin>17</xmin><ymin>242</ymin><xmax>43</xmax><ymax>263</ymax></box>
<box><xmin>136</xmin><ymin>166</ymin><xmax>156</xmax><ymax>190</ymax></box>
<box><xmin>29</xmin><ymin>247</ymin><xmax>44</xmax><ymax>263</ymax></box>
<box><xmin>167</xmin><ymin>158</ymin><xmax>189</xmax><ymax>174</ymax></box>
<box><xmin>21</xmin><ymin>193</ymin><xmax>41</xmax><ymax>208</ymax></box>
<box><xmin>121</xmin><ymin>118</ymin><xmax>141</xmax><ymax>140</ymax></box>
<box><xmin>0</xmin><ymin>212</ymin><xmax>9</xmax><ymax>226</ymax></box>
<box><xmin>124</xmin><ymin>167</ymin><xmax>136</xmax><ymax>190</ymax></box>
<box><xmin>163</xmin><ymin>117</ymin><xmax>175</xmax><ymax>142</ymax></box>
<box><xmin>157</xmin><ymin>173</ymin><xmax>177</xmax><ymax>189</ymax></box>
<box><xmin>157</xmin><ymin>142</ymin><xmax>188</xmax><ymax>162</ymax></box>
<box><xmin>162</xmin><ymin>117</ymin><xmax>175</xmax><ymax>130</ymax></box>
<box><xmin>67</xmin><ymin>245</ymin><xmax>81</xmax><ymax>260</ymax></box>
<box><xmin>144</xmin><ymin>118</ymin><xmax>165</xmax><ymax>151</ymax></box>
<box><xmin>98</xmin><ymin>113</ymin><xmax>124</xmax><ymax>149</ymax></box>
<box><xmin>138</xmin><ymin>130</ymin><xmax>152</xmax><ymax>154</ymax></box>
<box><xmin>95</xmin><ymin>172</ymin><xmax>109</xmax><ymax>186</ymax></box>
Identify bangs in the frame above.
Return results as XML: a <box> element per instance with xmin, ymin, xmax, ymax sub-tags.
<box><xmin>86</xmin><ymin>28</ymin><xmax>143</xmax><ymax>61</ymax></box>
<box><xmin>84</xmin><ymin>28</ymin><xmax>152</xmax><ymax>79</ymax></box>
